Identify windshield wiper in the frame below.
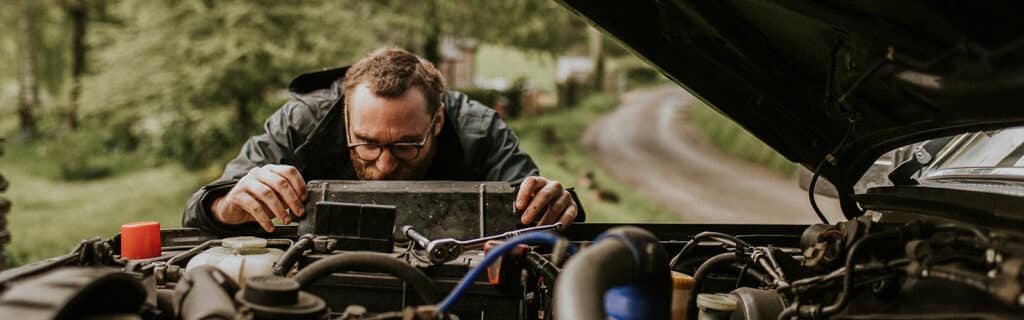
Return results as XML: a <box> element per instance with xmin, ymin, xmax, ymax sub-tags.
<box><xmin>888</xmin><ymin>136</ymin><xmax>954</xmax><ymax>185</ymax></box>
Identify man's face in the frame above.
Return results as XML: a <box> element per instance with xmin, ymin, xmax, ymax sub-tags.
<box><xmin>346</xmin><ymin>83</ymin><xmax>442</xmax><ymax>180</ymax></box>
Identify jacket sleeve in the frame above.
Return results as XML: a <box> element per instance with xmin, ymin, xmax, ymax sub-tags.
<box><xmin>480</xmin><ymin>109</ymin><xmax>540</xmax><ymax>184</ymax></box>
<box><xmin>182</xmin><ymin>100</ymin><xmax>315</xmax><ymax>235</ymax></box>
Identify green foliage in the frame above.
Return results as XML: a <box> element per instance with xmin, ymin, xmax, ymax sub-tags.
<box><xmin>51</xmin><ymin>132</ymin><xmax>113</xmax><ymax>180</ymax></box>
<box><xmin>2</xmin><ymin>143</ymin><xmax>199</xmax><ymax>266</ymax></box>
<box><xmin>2</xmin><ymin>0</ymin><xmax>591</xmax><ymax>177</ymax></box>
<box><xmin>688</xmin><ymin>102</ymin><xmax>799</xmax><ymax>177</ymax></box>
<box><xmin>73</xmin><ymin>0</ymin><xmax>376</xmax><ymax>171</ymax></box>
<box><xmin>360</xmin><ymin>0</ymin><xmax>586</xmax><ymax>56</ymax></box>
<box><xmin>458</xmin><ymin>88</ymin><xmax>503</xmax><ymax>107</ymax></box>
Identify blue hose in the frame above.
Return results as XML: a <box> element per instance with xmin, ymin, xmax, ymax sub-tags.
<box><xmin>437</xmin><ymin>231</ymin><xmax>570</xmax><ymax>313</ymax></box>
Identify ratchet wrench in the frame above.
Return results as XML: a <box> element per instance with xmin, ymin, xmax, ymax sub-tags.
<box><xmin>402</xmin><ymin>223</ymin><xmax>562</xmax><ymax>264</ymax></box>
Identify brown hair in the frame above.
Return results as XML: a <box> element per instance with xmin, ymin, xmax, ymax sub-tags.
<box><xmin>342</xmin><ymin>48</ymin><xmax>446</xmax><ymax>115</ymax></box>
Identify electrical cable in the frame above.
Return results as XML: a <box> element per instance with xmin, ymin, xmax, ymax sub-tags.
<box><xmin>809</xmin><ymin>49</ymin><xmax>893</xmax><ymax>224</ymax></box>
<box><xmin>686</xmin><ymin>252</ymin><xmax>738</xmax><ymax>320</ymax></box>
<box><xmin>436</xmin><ymin>231</ymin><xmax>569</xmax><ymax>314</ymax></box>
<box><xmin>735</xmin><ymin>263</ymin><xmax>750</xmax><ymax>288</ymax></box>
<box><xmin>935</xmin><ymin>224</ymin><xmax>991</xmax><ymax>244</ymax></box>
<box><xmin>669</xmin><ymin>232</ymin><xmax>753</xmax><ymax>270</ymax></box>
<box><xmin>808</xmin><ymin>119</ymin><xmax>858</xmax><ymax>224</ymax></box>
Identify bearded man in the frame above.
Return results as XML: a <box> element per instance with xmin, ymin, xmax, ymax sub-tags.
<box><xmin>183</xmin><ymin>48</ymin><xmax>583</xmax><ymax>234</ymax></box>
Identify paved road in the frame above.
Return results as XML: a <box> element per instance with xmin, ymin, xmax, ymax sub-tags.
<box><xmin>581</xmin><ymin>85</ymin><xmax>846</xmax><ymax>224</ymax></box>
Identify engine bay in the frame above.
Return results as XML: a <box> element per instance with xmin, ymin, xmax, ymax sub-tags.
<box><xmin>1</xmin><ymin>182</ymin><xmax>1023</xmax><ymax>319</ymax></box>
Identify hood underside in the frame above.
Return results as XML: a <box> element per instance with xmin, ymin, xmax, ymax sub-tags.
<box><xmin>557</xmin><ymin>0</ymin><xmax>1024</xmax><ymax>218</ymax></box>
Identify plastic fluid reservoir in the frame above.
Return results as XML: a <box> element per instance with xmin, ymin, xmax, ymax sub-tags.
<box><xmin>671</xmin><ymin>271</ymin><xmax>695</xmax><ymax>320</ymax></box>
<box><xmin>185</xmin><ymin>236</ymin><xmax>284</xmax><ymax>286</ymax></box>
<box><xmin>696</xmin><ymin>293</ymin><xmax>738</xmax><ymax>320</ymax></box>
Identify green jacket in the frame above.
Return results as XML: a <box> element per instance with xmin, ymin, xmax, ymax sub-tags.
<box><xmin>182</xmin><ymin>67</ymin><xmax>567</xmax><ymax>235</ymax></box>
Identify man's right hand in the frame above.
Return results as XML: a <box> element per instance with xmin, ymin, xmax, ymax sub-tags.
<box><xmin>210</xmin><ymin>165</ymin><xmax>308</xmax><ymax>232</ymax></box>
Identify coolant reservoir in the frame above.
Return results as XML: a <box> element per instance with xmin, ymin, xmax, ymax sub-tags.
<box><xmin>185</xmin><ymin>236</ymin><xmax>284</xmax><ymax>286</ymax></box>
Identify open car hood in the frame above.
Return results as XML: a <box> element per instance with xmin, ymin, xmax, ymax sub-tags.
<box><xmin>557</xmin><ymin>0</ymin><xmax>1024</xmax><ymax>218</ymax></box>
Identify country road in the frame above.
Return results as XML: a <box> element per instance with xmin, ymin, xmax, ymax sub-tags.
<box><xmin>581</xmin><ymin>85</ymin><xmax>846</xmax><ymax>224</ymax></box>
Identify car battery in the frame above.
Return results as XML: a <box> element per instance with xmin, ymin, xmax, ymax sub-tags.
<box><xmin>298</xmin><ymin>181</ymin><xmax>520</xmax><ymax>242</ymax></box>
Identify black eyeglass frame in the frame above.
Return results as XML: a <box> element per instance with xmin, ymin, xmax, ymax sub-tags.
<box><xmin>345</xmin><ymin>109</ymin><xmax>440</xmax><ymax>162</ymax></box>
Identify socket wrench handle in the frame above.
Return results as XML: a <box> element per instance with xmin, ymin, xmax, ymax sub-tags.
<box><xmin>457</xmin><ymin>222</ymin><xmax>563</xmax><ymax>249</ymax></box>
<box><xmin>401</xmin><ymin>225</ymin><xmax>432</xmax><ymax>249</ymax></box>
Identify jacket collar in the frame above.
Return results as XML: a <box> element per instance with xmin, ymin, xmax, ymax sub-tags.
<box><xmin>288</xmin><ymin>67</ymin><xmax>349</xmax><ymax>107</ymax></box>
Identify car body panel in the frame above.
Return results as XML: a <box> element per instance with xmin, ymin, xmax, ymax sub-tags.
<box><xmin>556</xmin><ymin>0</ymin><xmax>1024</xmax><ymax>218</ymax></box>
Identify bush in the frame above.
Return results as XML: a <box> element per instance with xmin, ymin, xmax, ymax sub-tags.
<box><xmin>623</xmin><ymin>67</ymin><xmax>661</xmax><ymax>87</ymax></box>
<box><xmin>51</xmin><ymin>133</ymin><xmax>114</xmax><ymax>181</ymax></box>
<box><xmin>456</xmin><ymin>81</ymin><xmax>527</xmax><ymax>118</ymax></box>
<box><xmin>457</xmin><ymin>88</ymin><xmax>503</xmax><ymax>107</ymax></box>
<box><xmin>157</xmin><ymin>118</ymin><xmax>236</xmax><ymax>170</ymax></box>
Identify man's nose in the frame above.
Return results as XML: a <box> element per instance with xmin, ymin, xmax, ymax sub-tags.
<box><xmin>376</xmin><ymin>149</ymin><xmax>399</xmax><ymax>174</ymax></box>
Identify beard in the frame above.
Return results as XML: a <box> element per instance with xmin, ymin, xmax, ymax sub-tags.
<box><xmin>350</xmin><ymin>143</ymin><xmax>436</xmax><ymax>180</ymax></box>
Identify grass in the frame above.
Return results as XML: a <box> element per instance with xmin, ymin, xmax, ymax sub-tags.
<box><xmin>1</xmin><ymin>142</ymin><xmax>202</xmax><ymax>266</ymax></box>
<box><xmin>474</xmin><ymin>44</ymin><xmax>557</xmax><ymax>92</ymax></box>
<box><xmin>508</xmin><ymin>94</ymin><xmax>681</xmax><ymax>223</ymax></box>
<box><xmin>687</xmin><ymin>102</ymin><xmax>799</xmax><ymax>177</ymax></box>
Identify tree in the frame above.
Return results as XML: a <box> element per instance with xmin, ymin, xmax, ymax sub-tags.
<box><xmin>63</xmin><ymin>0</ymin><xmax>88</xmax><ymax>131</ymax></box>
<box><xmin>355</xmin><ymin>0</ymin><xmax>587</xmax><ymax>61</ymax></box>
<box><xmin>15</xmin><ymin>1</ymin><xmax>41</xmax><ymax>142</ymax></box>
<box><xmin>80</xmin><ymin>0</ymin><xmax>375</xmax><ymax>167</ymax></box>
<box><xmin>65</xmin><ymin>0</ymin><xmax>591</xmax><ymax>170</ymax></box>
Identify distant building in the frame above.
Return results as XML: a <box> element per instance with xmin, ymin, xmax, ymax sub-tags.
<box><xmin>556</xmin><ymin>56</ymin><xmax>594</xmax><ymax>83</ymax></box>
<box><xmin>437</xmin><ymin>38</ymin><xmax>478</xmax><ymax>89</ymax></box>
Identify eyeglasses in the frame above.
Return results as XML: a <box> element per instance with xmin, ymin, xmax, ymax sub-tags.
<box><xmin>346</xmin><ymin>111</ymin><xmax>439</xmax><ymax>162</ymax></box>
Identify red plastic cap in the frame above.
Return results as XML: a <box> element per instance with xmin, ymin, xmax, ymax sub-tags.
<box><xmin>121</xmin><ymin>221</ymin><xmax>162</xmax><ymax>259</ymax></box>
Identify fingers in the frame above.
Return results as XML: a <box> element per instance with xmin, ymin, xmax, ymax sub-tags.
<box><xmin>520</xmin><ymin>178</ymin><xmax>564</xmax><ymax>225</ymax></box>
<box><xmin>234</xmin><ymin>192</ymin><xmax>275</xmax><ymax>232</ymax></box>
<box><xmin>538</xmin><ymin>191</ymin><xmax>573</xmax><ymax>225</ymax></box>
<box><xmin>243</xmin><ymin>181</ymin><xmax>290</xmax><ymax>226</ymax></box>
<box><xmin>515</xmin><ymin>176</ymin><xmax>544</xmax><ymax>211</ymax></box>
<box><xmin>253</xmin><ymin>168</ymin><xmax>304</xmax><ymax>219</ymax></box>
<box><xmin>215</xmin><ymin>165</ymin><xmax>308</xmax><ymax>233</ymax></box>
<box><xmin>266</xmin><ymin>165</ymin><xmax>308</xmax><ymax>201</ymax></box>
<box><xmin>558</xmin><ymin>203</ymin><xmax>578</xmax><ymax>226</ymax></box>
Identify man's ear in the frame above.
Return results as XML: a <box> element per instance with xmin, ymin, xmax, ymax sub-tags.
<box><xmin>433</xmin><ymin>103</ymin><xmax>445</xmax><ymax>136</ymax></box>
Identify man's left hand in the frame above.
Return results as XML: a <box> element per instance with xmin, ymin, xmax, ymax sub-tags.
<box><xmin>516</xmin><ymin>176</ymin><xmax>578</xmax><ymax>226</ymax></box>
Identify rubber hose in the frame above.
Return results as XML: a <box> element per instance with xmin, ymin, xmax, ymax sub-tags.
<box><xmin>293</xmin><ymin>252</ymin><xmax>440</xmax><ymax>304</ymax></box>
<box><xmin>686</xmin><ymin>252</ymin><xmax>738</xmax><ymax>320</ymax></box>
<box><xmin>554</xmin><ymin>239</ymin><xmax>635</xmax><ymax>320</ymax></box>
<box><xmin>176</xmin><ymin>265</ymin><xmax>238</xmax><ymax>320</ymax></box>
<box><xmin>272</xmin><ymin>235</ymin><xmax>314</xmax><ymax>276</ymax></box>
<box><xmin>732</xmin><ymin>262</ymin><xmax>773</xmax><ymax>285</ymax></box>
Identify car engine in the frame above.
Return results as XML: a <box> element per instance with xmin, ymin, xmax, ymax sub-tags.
<box><xmin>672</xmin><ymin>213</ymin><xmax>1024</xmax><ymax>320</ymax></box>
<box><xmin>0</xmin><ymin>181</ymin><xmax>1021</xmax><ymax>319</ymax></box>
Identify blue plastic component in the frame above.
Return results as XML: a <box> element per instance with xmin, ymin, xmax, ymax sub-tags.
<box><xmin>437</xmin><ymin>231</ymin><xmax>572</xmax><ymax>313</ymax></box>
<box><xmin>604</xmin><ymin>284</ymin><xmax>662</xmax><ymax>320</ymax></box>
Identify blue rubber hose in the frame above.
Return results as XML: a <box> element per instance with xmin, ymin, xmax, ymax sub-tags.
<box><xmin>437</xmin><ymin>231</ymin><xmax>570</xmax><ymax>313</ymax></box>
